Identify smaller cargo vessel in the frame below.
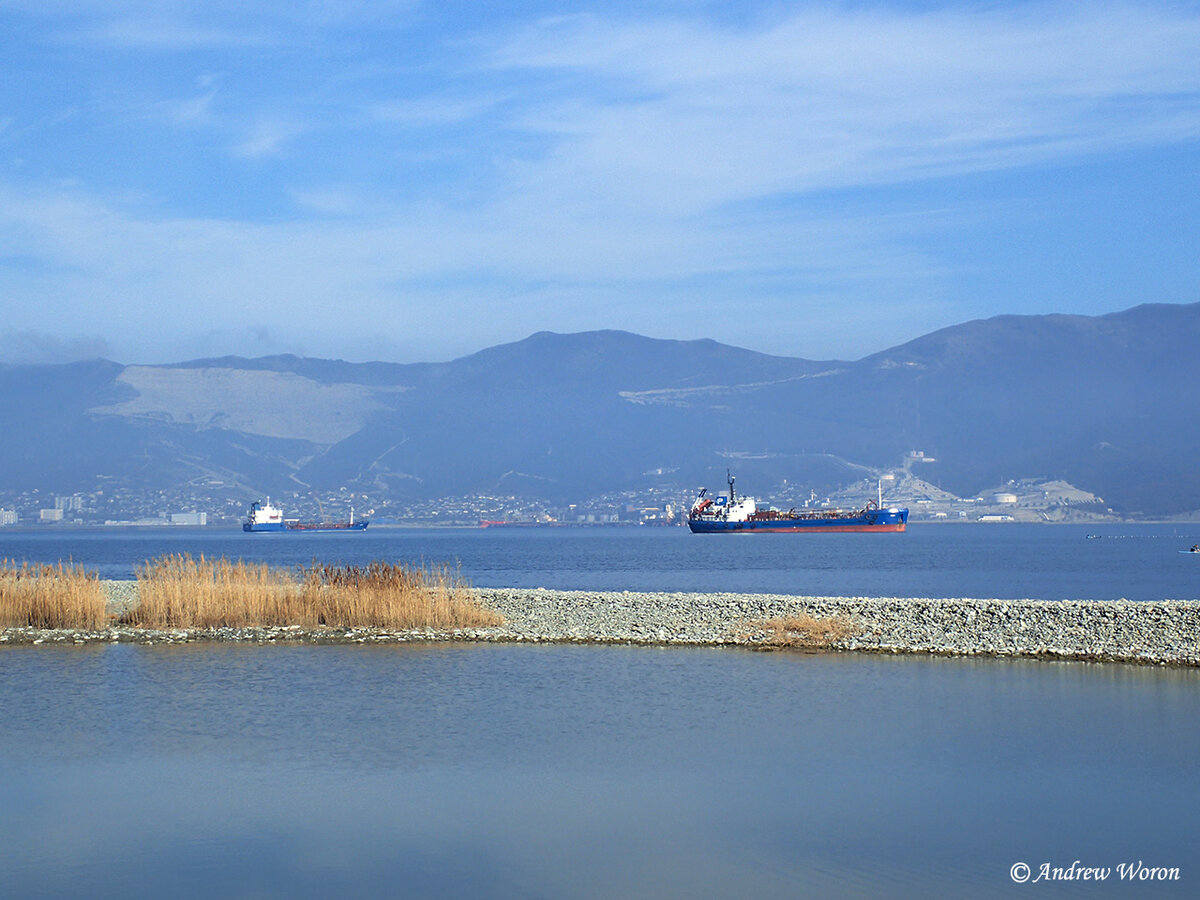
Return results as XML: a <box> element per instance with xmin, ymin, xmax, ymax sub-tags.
<box><xmin>243</xmin><ymin>499</ymin><xmax>368</xmax><ymax>533</ymax></box>
<box><xmin>688</xmin><ymin>472</ymin><xmax>907</xmax><ymax>534</ymax></box>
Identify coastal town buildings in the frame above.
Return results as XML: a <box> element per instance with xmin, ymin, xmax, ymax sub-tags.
<box><xmin>0</xmin><ymin>469</ymin><xmax>1125</xmax><ymax>528</ymax></box>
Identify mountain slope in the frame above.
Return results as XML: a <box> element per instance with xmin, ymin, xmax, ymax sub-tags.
<box><xmin>0</xmin><ymin>303</ymin><xmax>1194</xmax><ymax>515</ymax></box>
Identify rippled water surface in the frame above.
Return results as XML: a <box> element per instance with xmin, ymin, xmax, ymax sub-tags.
<box><xmin>3</xmin><ymin>521</ymin><xmax>1200</xmax><ymax>599</ymax></box>
<box><xmin>2</xmin><ymin>644</ymin><xmax>1199</xmax><ymax>898</ymax></box>
<box><xmin>3</xmin><ymin>525</ymin><xmax>1200</xmax><ymax>896</ymax></box>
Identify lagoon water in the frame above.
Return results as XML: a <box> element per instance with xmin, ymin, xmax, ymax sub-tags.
<box><xmin>3</xmin><ymin>523</ymin><xmax>1200</xmax><ymax>897</ymax></box>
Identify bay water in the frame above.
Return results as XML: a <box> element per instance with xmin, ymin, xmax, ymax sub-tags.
<box><xmin>3</xmin><ymin>521</ymin><xmax>1200</xmax><ymax>600</ymax></box>
<box><xmin>2</xmin><ymin>523</ymin><xmax>1199</xmax><ymax>897</ymax></box>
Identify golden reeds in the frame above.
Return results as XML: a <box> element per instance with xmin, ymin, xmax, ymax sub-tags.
<box><xmin>125</xmin><ymin>554</ymin><xmax>503</xmax><ymax>629</ymax></box>
<box><xmin>299</xmin><ymin>561</ymin><xmax>503</xmax><ymax>629</ymax></box>
<box><xmin>0</xmin><ymin>560</ymin><xmax>108</xmax><ymax>629</ymax></box>
<box><xmin>126</xmin><ymin>554</ymin><xmax>299</xmax><ymax>628</ymax></box>
<box><xmin>756</xmin><ymin>613</ymin><xmax>857</xmax><ymax>648</ymax></box>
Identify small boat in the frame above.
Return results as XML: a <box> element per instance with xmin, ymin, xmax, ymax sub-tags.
<box><xmin>243</xmin><ymin>499</ymin><xmax>368</xmax><ymax>533</ymax></box>
<box><xmin>1180</xmin><ymin>545</ymin><xmax>1200</xmax><ymax>554</ymax></box>
<box><xmin>688</xmin><ymin>472</ymin><xmax>907</xmax><ymax>534</ymax></box>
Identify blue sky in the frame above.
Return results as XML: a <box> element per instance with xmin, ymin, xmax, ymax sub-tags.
<box><xmin>1</xmin><ymin>1</ymin><xmax>1198</xmax><ymax>365</ymax></box>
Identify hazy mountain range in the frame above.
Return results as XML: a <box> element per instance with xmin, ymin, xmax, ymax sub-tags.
<box><xmin>2</xmin><ymin>301</ymin><xmax>1197</xmax><ymax>516</ymax></box>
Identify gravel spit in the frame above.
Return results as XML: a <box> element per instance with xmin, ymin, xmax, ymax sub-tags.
<box><xmin>0</xmin><ymin>582</ymin><xmax>1195</xmax><ymax>666</ymax></box>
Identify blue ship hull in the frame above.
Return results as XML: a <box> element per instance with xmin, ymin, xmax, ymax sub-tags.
<box><xmin>243</xmin><ymin>498</ymin><xmax>367</xmax><ymax>532</ymax></box>
<box><xmin>243</xmin><ymin>522</ymin><xmax>288</xmax><ymax>532</ymax></box>
<box><xmin>243</xmin><ymin>520</ymin><xmax>369</xmax><ymax>533</ymax></box>
<box><xmin>688</xmin><ymin>507</ymin><xmax>907</xmax><ymax>533</ymax></box>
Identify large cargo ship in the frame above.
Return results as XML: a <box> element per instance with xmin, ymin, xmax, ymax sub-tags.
<box><xmin>243</xmin><ymin>499</ymin><xmax>368</xmax><ymax>533</ymax></box>
<box><xmin>687</xmin><ymin>472</ymin><xmax>907</xmax><ymax>533</ymax></box>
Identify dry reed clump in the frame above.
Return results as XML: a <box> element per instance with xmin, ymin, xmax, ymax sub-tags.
<box><xmin>125</xmin><ymin>554</ymin><xmax>503</xmax><ymax>630</ymax></box>
<box><xmin>755</xmin><ymin>613</ymin><xmax>858</xmax><ymax>649</ymax></box>
<box><xmin>0</xmin><ymin>560</ymin><xmax>108</xmax><ymax>629</ymax></box>
<box><xmin>300</xmin><ymin>561</ymin><xmax>503</xmax><ymax>629</ymax></box>
<box><xmin>126</xmin><ymin>554</ymin><xmax>300</xmax><ymax>628</ymax></box>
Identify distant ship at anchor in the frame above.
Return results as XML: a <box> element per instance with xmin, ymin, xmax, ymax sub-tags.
<box><xmin>243</xmin><ymin>499</ymin><xmax>369</xmax><ymax>533</ymax></box>
<box><xmin>688</xmin><ymin>472</ymin><xmax>907</xmax><ymax>533</ymax></box>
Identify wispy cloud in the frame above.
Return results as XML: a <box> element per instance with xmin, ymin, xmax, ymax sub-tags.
<box><xmin>9</xmin><ymin>0</ymin><xmax>419</xmax><ymax>51</ymax></box>
<box><xmin>154</xmin><ymin>87</ymin><xmax>219</xmax><ymax>127</ymax></box>
<box><xmin>233</xmin><ymin>117</ymin><xmax>306</xmax><ymax>158</ymax></box>
<box><xmin>1</xmin><ymin>1</ymin><xmax>1198</xmax><ymax>362</ymax></box>
<box><xmin>73</xmin><ymin>18</ymin><xmax>267</xmax><ymax>50</ymax></box>
<box><xmin>370</xmin><ymin>95</ymin><xmax>503</xmax><ymax>129</ymax></box>
<box><xmin>0</xmin><ymin>173</ymin><xmax>962</xmax><ymax>363</ymax></box>
<box><xmin>477</xmin><ymin>4</ymin><xmax>1200</xmax><ymax>209</ymax></box>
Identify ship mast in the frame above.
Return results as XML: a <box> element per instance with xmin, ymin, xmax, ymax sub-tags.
<box><xmin>727</xmin><ymin>470</ymin><xmax>736</xmax><ymax>505</ymax></box>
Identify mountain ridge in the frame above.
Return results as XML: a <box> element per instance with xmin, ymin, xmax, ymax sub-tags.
<box><xmin>1</xmin><ymin>301</ymin><xmax>1196</xmax><ymax>516</ymax></box>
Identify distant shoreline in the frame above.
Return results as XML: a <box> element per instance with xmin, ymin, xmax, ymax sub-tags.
<box><xmin>4</xmin><ymin>517</ymin><xmax>1200</xmax><ymax>533</ymax></box>
<box><xmin>1</xmin><ymin>583</ymin><xmax>1197</xmax><ymax>667</ymax></box>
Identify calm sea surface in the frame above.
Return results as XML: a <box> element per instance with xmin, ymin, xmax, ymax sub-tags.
<box><xmin>3</xmin><ymin>524</ymin><xmax>1199</xmax><ymax>897</ymax></box>
<box><xmin>2</xmin><ymin>521</ymin><xmax>1199</xmax><ymax>599</ymax></box>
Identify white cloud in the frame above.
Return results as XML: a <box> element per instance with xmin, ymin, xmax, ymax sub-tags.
<box><xmin>74</xmin><ymin>18</ymin><xmax>266</xmax><ymax>50</ymax></box>
<box><xmin>1</xmin><ymin>2</ymin><xmax>1198</xmax><ymax>362</ymax></box>
<box><xmin>0</xmin><ymin>174</ymin><xmax>956</xmax><ymax>363</ymax></box>
<box><xmin>479</xmin><ymin>4</ymin><xmax>1200</xmax><ymax>208</ymax></box>
<box><xmin>5</xmin><ymin>0</ymin><xmax>420</xmax><ymax>51</ymax></box>
<box><xmin>233</xmin><ymin>117</ymin><xmax>306</xmax><ymax>158</ymax></box>
<box><xmin>370</xmin><ymin>95</ymin><xmax>502</xmax><ymax>128</ymax></box>
<box><xmin>155</xmin><ymin>89</ymin><xmax>219</xmax><ymax>127</ymax></box>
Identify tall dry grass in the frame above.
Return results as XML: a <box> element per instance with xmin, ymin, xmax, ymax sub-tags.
<box><xmin>756</xmin><ymin>613</ymin><xmax>857</xmax><ymax>648</ymax></box>
<box><xmin>299</xmin><ymin>561</ymin><xmax>502</xmax><ymax>629</ymax></box>
<box><xmin>126</xmin><ymin>554</ymin><xmax>502</xmax><ymax>629</ymax></box>
<box><xmin>126</xmin><ymin>554</ymin><xmax>299</xmax><ymax>628</ymax></box>
<box><xmin>0</xmin><ymin>560</ymin><xmax>108</xmax><ymax>629</ymax></box>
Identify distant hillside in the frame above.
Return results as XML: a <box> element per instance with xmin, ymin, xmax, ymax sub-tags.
<box><xmin>0</xmin><ymin>303</ymin><xmax>1195</xmax><ymax>516</ymax></box>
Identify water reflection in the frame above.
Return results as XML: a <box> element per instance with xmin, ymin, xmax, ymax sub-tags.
<box><xmin>2</xmin><ymin>644</ymin><xmax>1198</xmax><ymax>898</ymax></box>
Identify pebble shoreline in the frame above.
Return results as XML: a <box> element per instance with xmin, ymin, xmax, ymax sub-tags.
<box><xmin>1</xmin><ymin>582</ymin><xmax>1197</xmax><ymax>666</ymax></box>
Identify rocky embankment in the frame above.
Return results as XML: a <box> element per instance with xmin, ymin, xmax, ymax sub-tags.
<box><xmin>474</xmin><ymin>590</ymin><xmax>1200</xmax><ymax>665</ymax></box>
<box><xmin>1</xmin><ymin>583</ymin><xmax>1197</xmax><ymax>666</ymax></box>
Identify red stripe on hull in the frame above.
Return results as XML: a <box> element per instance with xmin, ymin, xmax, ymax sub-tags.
<box><xmin>733</xmin><ymin>524</ymin><xmax>907</xmax><ymax>533</ymax></box>
<box><xmin>689</xmin><ymin>523</ymin><xmax>907</xmax><ymax>533</ymax></box>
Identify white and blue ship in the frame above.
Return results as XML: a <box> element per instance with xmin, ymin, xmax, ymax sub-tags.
<box><xmin>688</xmin><ymin>472</ymin><xmax>907</xmax><ymax>534</ymax></box>
<box><xmin>243</xmin><ymin>499</ymin><xmax>368</xmax><ymax>533</ymax></box>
